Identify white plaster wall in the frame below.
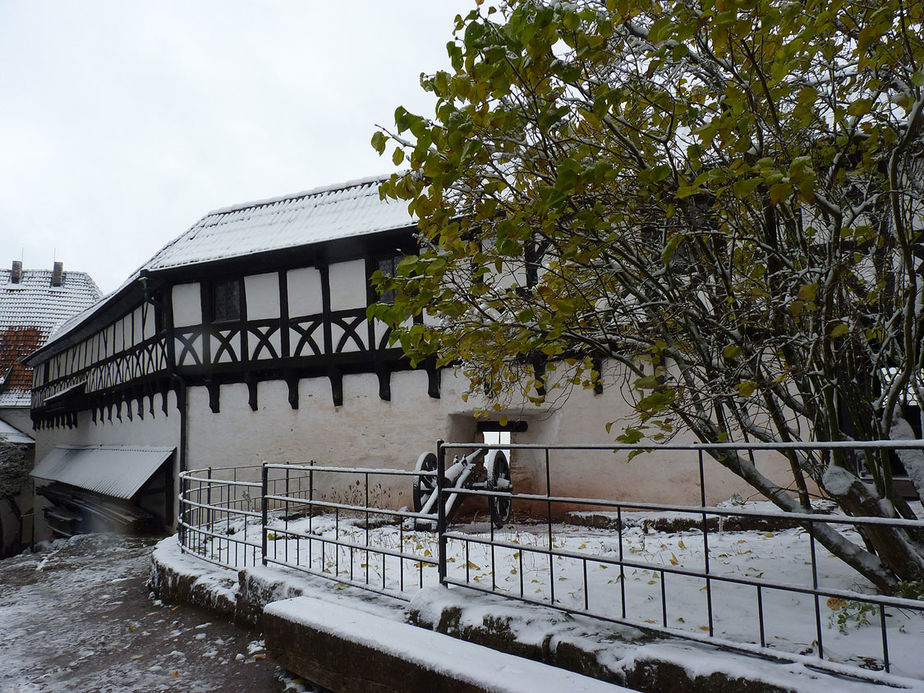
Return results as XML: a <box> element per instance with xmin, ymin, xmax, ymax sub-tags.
<box><xmin>185</xmin><ymin>373</ymin><xmax>458</xmax><ymax>509</ymax></box>
<box><xmin>172</xmin><ymin>283</ymin><xmax>202</xmax><ymax>327</ymax></box>
<box><xmin>328</xmin><ymin>259</ymin><xmax>366</xmax><ymax>311</ymax></box>
<box><xmin>244</xmin><ymin>273</ymin><xmax>280</xmax><ymax>320</ymax></box>
<box><xmin>287</xmin><ymin>268</ymin><xmax>323</xmax><ymax>316</ymax></box>
<box><xmin>179</xmin><ymin>361</ymin><xmax>806</xmax><ymax>517</ymax></box>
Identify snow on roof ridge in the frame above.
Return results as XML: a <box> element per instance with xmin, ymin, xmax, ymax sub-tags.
<box><xmin>206</xmin><ymin>174</ymin><xmax>392</xmax><ymax>217</ymax></box>
<box><xmin>34</xmin><ymin>173</ymin><xmax>413</xmax><ymax>354</ymax></box>
<box><xmin>1</xmin><ymin>267</ymin><xmax>100</xmax><ymax>286</ymax></box>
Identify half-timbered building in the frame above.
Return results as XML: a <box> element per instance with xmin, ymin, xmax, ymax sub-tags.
<box><xmin>1</xmin><ymin>261</ymin><xmax>101</xmax><ymax>551</ymax></box>
<box><xmin>25</xmin><ymin>177</ymin><xmax>797</xmax><ymax>539</ymax></box>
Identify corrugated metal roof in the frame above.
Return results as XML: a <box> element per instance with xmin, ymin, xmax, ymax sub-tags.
<box><xmin>0</xmin><ymin>268</ymin><xmax>102</xmax><ymax>407</ymax></box>
<box><xmin>0</xmin><ymin>419</ymin><xmax>33</xmax><ymax>445</ymax></box>
<box><xmin>31</xmin><ymin>444</ymin><xmax>175</xmax><ymax>499</ymax></box>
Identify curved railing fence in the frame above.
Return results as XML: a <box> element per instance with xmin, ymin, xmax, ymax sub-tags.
<box><xmin>177</xmin><ymin>441</ymin><xmax>924</xmax><ymax>684</ymax></box>
<box><xmin>178</xmin><ymin>465</ymin><xmax>264</xmax><ymax>570</ymax></box>
<box><xmin>178</xmin><ymin>462</ymin><xmax>440</xmax><ymax>597</ymax></box>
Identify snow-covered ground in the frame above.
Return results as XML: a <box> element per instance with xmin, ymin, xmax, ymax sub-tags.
<box><xmin>190</xmin><ymin>506</ymin><xmax>924</xmax><ymax>681</ymax></box>
<box><xmin>0</xmin><ymin>534</ymin><xmax>284</xmax><ymax>693</ymax></box>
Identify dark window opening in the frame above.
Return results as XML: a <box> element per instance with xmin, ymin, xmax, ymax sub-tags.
<box><xmin>477</xmin><ymin>420</ymin><xmax>528</xmax><ymax>433</ymax></box>
<box><xmin>375</xmin><ymin>255</ymin><xmax>404</xmax><ymax>304</ymax></box>
<box><xmin>212</xmin><ymin>279</ymin><xmax>243</xmax><ymax>323</ymax></box>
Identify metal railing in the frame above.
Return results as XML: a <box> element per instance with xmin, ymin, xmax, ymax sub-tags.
<box><xmin>178</xmin><ymin>465</ymin><xmax>265</xmax><ymax>570</ymax></box>
<box><xmin>259</xmin><ymin>463</ymin><xmax>439</xmax><ymax>600</ymax></box>
<box><xmin>176</xmin><ymin>440</ymin><xmax>924</xmax><ymax>684</ymax></box>
<box><xmin>179</xmin><ymin>462</ymin><xmax>439</xmax><ymax>599</ymax></box>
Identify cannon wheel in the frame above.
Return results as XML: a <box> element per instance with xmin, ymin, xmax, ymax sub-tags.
<box><xmin>485</xmin><ymin>449</ymin><xmax>512</xmax><ymax>528</ymax></box>
<box><xmin>412</xmin><ymin>451</ymin><xmax>438</xmax><ymax>515</ymax></box>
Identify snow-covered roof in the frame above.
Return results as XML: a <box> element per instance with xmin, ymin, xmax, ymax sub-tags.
<box><xmin>0</xmin><ymin>268</ymin><xmax>102</xmax><ymax>407</ymax></box>
<box><xmin>146</xmin><ymin>175</ymin><xmax>414</xmax><ymax>272</ymax></box>
<box><xmin>36</xmin><ymin>177</ymin><xmax>415</xmax><ymax>357</ymax></box>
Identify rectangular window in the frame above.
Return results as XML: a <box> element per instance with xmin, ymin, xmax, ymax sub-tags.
<box><xmin>212</xmin><ymin>279</ymin><xmax>243</xmax><ymax>322</ymax></box>
<box><xmin>375</xmin><ymin>255</ymin><xmax>404</xmax><ymax>304</ymax></box>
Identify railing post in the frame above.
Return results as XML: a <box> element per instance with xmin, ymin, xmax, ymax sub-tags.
<box><xmin>206</xmin><ymin>467</ymin><xmax>213</xmax><ymax>533</ymax></box>
<box><xmin>261</xmin><ymin>463</ymin><xmax>268</xmax><ymax>567</ymax></box>
<box><xmin>436</xmin><ymin>439</ymin><xmax>447</xmax><ymax>585</ymax></box>
<box><xmin>699</xmin><ymin>449</ymin><xmax>713</xmax><ymax>636</ymax></box>
<box><xmin>178</xmin><ymin>472</ymin><xmax>186</xmax><ymax>548</ymax></box>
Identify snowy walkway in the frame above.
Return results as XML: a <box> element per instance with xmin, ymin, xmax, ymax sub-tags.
<box><xmin>0</xmin><ymin>534</ymin><xmax>279</xmax><ymax>693</ymax></box>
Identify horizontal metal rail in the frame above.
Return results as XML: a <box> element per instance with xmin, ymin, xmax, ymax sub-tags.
<box><xmin>270</xmin><ymin>525</ymin><xmax>439</xmax><ymax>566</ymax></box>
<box><xmin>264</xmin><ymin>554</ymin><xmax>418</xmax><ymax>602</ymax></box>
<box><xmin>264</xmin><ymin>463</ymin><xmax>434</xmax><ymax>477</ymax></box>
<box><xmin>440</xmin><ymin>440</ymin><xmax>924</xmax><ymax>450</ymax></box>
<box><xmin>442</xmin><ymin>531</ymin><xmax>924</xmax><ymax>612</ymax></box>
<box><xmin>444</xmin><ymin>486</ymin><xmax>924</xmax><ymax>528</ymax></box>
<box><xmin>178</xmin><ymin>494</ymin><xmax>262</xmax><ymax>520</ymax></box>
<box><xmin>265</xmin><ymin>493</ymin><xmax>435</xmax><ymax>522</ymax></box>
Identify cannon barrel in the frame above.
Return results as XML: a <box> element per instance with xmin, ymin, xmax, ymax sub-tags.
<box><xmin>457</xmin><ymin>446</ymin><xmax>487</xmax><ymax>465</ymax></box>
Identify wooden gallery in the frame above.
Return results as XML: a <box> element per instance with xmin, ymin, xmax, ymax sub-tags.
<box><xmin>24</xmin><ymin>177</ymin><xmax>778</xmax><ymax>539</ymax></box>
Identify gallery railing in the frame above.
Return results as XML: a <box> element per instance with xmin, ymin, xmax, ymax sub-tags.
<box><xmin>177</xmin><ymin>440</ymin><xmax>924</xmax><ymax>684</ymax></box>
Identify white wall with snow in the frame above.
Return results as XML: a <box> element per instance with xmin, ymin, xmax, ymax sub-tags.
<box><xmin>181</xmin><ymin>363</ymin><xmax>801</xmax><ymax>511</ymax></box>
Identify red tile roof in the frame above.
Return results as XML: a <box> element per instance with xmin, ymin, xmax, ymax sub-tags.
<box><xmin>0</xmin><ymin>268</ymin><xmax>101</xmax><ymax>407</ymax></box>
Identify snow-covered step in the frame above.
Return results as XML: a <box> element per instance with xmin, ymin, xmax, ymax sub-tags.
<box><xmin>264</xmin><ymin>596</ymin><xmax>627</xmax><ymax>692</ymax></box>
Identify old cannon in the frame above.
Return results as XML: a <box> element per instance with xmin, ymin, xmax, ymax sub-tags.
<box><xmin>412</xmin><ymin>447</ymin><xmax>512</xmax><ymax>528</ymax></box>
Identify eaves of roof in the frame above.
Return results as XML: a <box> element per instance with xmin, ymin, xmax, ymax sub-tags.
<box><xmin>25</xmin><ymin>176</ymin><xmax>417</xmax><ymax>365</ymax></box>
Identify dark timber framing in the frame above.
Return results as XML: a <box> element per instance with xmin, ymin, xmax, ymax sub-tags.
<box><xmin>26</xmin><ymin>226</ymin><xmax>431</xmax><ymax>428</ymax></box>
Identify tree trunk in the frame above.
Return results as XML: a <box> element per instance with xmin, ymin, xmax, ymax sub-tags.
<box><xmin>711</xmin><ymin>451</ymin><xmax>917</xmax><ymax>594</ymax></box>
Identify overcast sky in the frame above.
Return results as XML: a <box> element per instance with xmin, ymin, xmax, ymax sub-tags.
<box><xmin>0</xmin><ymin>1</ymin><xmax>472</xmax><ymax>294</ymax></box>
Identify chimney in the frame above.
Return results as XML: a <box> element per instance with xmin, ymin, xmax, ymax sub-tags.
<box><xmin>11</xmin><ymin>260</ymin><xmax>22</xmax><ymax>284</ymax></box>
<box><xmin>51</xmin><ymin>261</ymin><xmax>63</xmax><ymax>287</ymax></box>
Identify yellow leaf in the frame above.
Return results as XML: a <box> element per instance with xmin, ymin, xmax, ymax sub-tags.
<box><xmin>669</xmin><ymin>553</ymin><xmax>679</xmax><ymax>566</ymax></box>
<box><xmin>678</xmin><ymin>539</ymin><xmax>687</xmax><ymax>549</ymax></box>
<box><xmin>797</xmin><ymin>283</ymin><xmax>819</xmax><ymax>301</ymax></box>
<box><xmin>466</xmin><ymin>560</ymin><xmax>481</xmax><ymax>570</ymax></box>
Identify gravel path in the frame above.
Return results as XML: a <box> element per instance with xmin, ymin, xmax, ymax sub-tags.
<box><xmin>0</xmin><ymin>534</ymin><xmax>282</xmax><ymax>693</ymax></box>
